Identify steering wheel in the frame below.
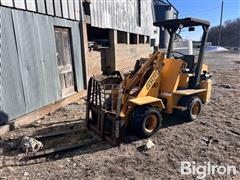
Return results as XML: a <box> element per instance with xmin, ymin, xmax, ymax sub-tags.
<box><xmin>171</xmin><ymin>51</ymin><xmax>185</xmax><ymax>59</ymax></box>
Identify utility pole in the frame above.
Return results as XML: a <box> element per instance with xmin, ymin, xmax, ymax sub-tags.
<box><xmin>218</xmin><ymin>0</ymin><xmax>224</xmax><ymax>46</ymax></box>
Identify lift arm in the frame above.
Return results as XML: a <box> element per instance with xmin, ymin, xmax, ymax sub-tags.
<box><xmin>119</xmin><ymin>52</ymin><xmax>165</xmax><ymax>118</ymax></box>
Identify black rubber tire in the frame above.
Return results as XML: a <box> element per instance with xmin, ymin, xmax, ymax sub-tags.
<box><xmin>130</xmin><ymin>106</ymin><xmax>162</xmax><ymax>138</ymax></box>
<box><xmin>179</xmin><ymin>96</ymin><xmax>202</xmax><ymax>121</ymax></box>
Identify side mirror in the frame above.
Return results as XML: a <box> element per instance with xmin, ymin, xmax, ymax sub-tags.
<box><xmin>189</xmin><ymin>27</ymin><xmax>195</xmax><ymax>31</ymax></box>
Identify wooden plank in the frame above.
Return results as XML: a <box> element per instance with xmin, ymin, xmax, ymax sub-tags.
<box><xmin>58</xmin><ymin>64</ymin><xmax>73</xmax><ymax>74</ymax></box>
<box><xmin>68</xmin><ymin>72</ymin><xmax>74</xmax><ymax>87</ymax></box>
<box><xmin>84</xmin><ymin>15</ymin><xmax>91</xmax><ymax>24</ymax></box>
<box><xmin>64</xmin><ymin>72</ymin><xmax>74</xmax><ymax>88</ymax></box>
<box><xmin>55</xmin><ymin>27</ymin><xmax>75</xmax><ymax>95</ymax></box>
<box><xmin>62</xmin><ymin>86</ymin><xmax>75</xmax><ymax>98</ymax></box>
<box><xmin>62</xmin><ymin>29</ymin><xmax>72</xmax><ymax>65</ymax></box>
<box><xmin>33</xmin><ymin>127</ymin><xmax>84</xmax><ymax>139</ymax></box>
<box><xmin>59</xmin><ymin>74</ymin><xmax>66</xmax><ymax>89</ymax></box>
<box><xmin>54</xmin><ymin>29</ymin><xmax>65</xmax><ymax>66</ymax></box>
<box><xmin>27</xmin><ymin>139</ymin><xmax>100</xmax><ymax>159</ymax></box>
<box><xmin>10</xmin><ymin>91</ymin><xmax>86</xmax><ymax>129</ymax></box>
<box><xmin>36</xmin><ymin>119</ymin><xmax>85</xmax><ymax>128</ymax></box>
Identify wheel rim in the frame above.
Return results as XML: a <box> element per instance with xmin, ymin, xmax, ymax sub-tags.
<box><xmin>144</xmin><ymin>114</ymin><xmax>158</xmax><ymax>133</ymax></box>
<box><xmin>191</xmin><ymin>102</ymin><xmax>201</xmax><ymax>118</ymax></box>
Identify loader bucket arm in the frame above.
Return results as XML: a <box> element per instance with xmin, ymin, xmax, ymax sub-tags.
<box><xmin>124</xmin><ymin>52</ymin><xmax>164</xmax><ymax>92</ymax></box>
<box><xmin>121</xmin><ymin>52</ymin><xmax>165</xmax><ymax>102</ymax></box>
<box><xmin>119</xmin><ymin>52</ymin><xmax>165</xmax><ymax>119</ymax></box>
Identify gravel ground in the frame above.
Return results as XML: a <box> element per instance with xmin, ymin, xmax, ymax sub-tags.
<box><xmin>0</xmin><ymin>51</ymin><xmax>240</xmax><ymax>180</ymax></box>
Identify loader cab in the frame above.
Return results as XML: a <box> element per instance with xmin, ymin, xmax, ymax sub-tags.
<box><xmin>154</xmin><ymin>18</ymin><xmax>210</xmax><ymax>88</ymax></box>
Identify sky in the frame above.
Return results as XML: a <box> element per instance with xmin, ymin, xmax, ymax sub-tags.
<box><xmin>170</xmin><ymin>0</ymin><xmax>240</xmax><ymax>40</ymax></box>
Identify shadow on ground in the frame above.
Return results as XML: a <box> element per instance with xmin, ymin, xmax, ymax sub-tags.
<box><xmin>123</xmin><ymin>113</ymin><xmax>191</xmax><ymax>144</ymax></box>
<box><xmin>0</xmin><ymin>114</ymin><xmax>190</xmax><ymax>167</ymax></box>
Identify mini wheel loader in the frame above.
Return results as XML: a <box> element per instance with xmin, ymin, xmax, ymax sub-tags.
<box><xmin>86</xmin><ymin>18</ymin><xmax>212</xmax><ymax>145</ymax></box>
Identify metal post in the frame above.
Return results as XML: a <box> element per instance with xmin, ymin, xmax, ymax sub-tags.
<box><xmin>190</xmin><ymin>25</ymin><xmax>209</xmax><ymax>88</ymax></box>
<box><xmin>218</xmin><ymin>0</ymin><xmax>224</xmax><ymax>46</ymax></box>
<box><xmin>166</xmin><ymin>29</ymin><xmax>174</xmax><ymax>58</ymax></box>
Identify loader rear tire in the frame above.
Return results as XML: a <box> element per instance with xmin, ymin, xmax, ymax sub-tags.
<box><xmin>131</xmin><ymin>106</ymin><xmax>162</xmax><ymax>138</ymax></box>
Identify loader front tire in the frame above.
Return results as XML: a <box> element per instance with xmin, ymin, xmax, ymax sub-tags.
<box><xmin>179</xmin><ymin>96</ymin><xmax>202</xmax><ymax>121</ymax></box>
<box><xmin>131</xmin><ymin>106</ymin><xmax>162</xmax><ymax>138</ymax></box>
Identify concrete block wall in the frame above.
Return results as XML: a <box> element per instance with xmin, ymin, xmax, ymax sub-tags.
<box><xmin>87</xmin><ymin>50</ymin><xmax>102</xmax><ymax>77</ymax></box>
<box><xmin>83</xmin><ymin>23</ymin><xmax>151</xmax><ymax>78</ymax></box>
<box><xmin>115</xmin><ymin>44</ymin><xmax>151</xmax><ymax>71</ymax></box>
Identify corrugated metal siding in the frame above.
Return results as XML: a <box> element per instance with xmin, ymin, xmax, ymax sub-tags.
<box><xmin>1</xmin><ymin>7</ymin><xmax>27</xmax><ymax>118</ymax></box>
<box><xmin>0</xmin><ymin>0</ymin><xmax>82</xmax><ymax>21</ymax></box>
<box><xmin>54</xmin><ymin>0</ymin><xmax>62</xmax><ymax>17</ymax></box>
<box><xmin>0</xmin><ymin>7</ymin><xmax>1</xmax><ymax>112</ymax></box>
<box><xmin>14</xmin><ymin>0</ymin><xmax>26</xmax><ymax>10</ymax></box>
<box><xmin>90</xmin><ymin>0</ymin><xmax>153</xmax><ymax>36</ymax></box>
<box><xmin>46</xmin><ymin>0</ymin><xmax>54</xmax><ymax>16</ymax></box>
<box><xmin>75</xmin><ymin>0</ymin><xmax>80</xmax><ymax>20</ymax></box>
<box><xmin>68</xmin><ymin>0</ymin><xmax>75</xmax><ymax>19</ymax></box>
<box><xmin>35</xmin><ymin>15</ymin><xmax>61</xmax><ymax>104</ymax></box>
<box><xmin>36</xmin><ymin>0</ymin><xmax>46</xmax><ymax>14</ymax></box>
<box><xmin>1</xmin><ymin>0</ymin><xmax>13</xmax><ymax>7</ymax></box>
<box><xmin>0</xmin><ymin>7</ymin><xmax>84</xmax><ymax>120</ymax></box>
<box><xmin>26</xmin><ymin>0</ymin><xmax>36</xmax><ymax>12</ymax></box>
<box><xmin>61</xmin><ymin>0</ymin><xmax>69</xmax><ymax>19</ymax></box>
<box><xmin>12</xmin><ymin>10</ymin><xmax>46</xmax><ymax>112</ymax></box>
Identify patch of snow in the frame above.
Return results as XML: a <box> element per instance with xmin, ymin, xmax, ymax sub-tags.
<box><xmin>206</xmin><ymin>45</ymin><xmax>228</xmax><ymax>52</ymax></box>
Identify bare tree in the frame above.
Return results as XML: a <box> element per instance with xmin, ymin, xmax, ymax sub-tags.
<box><xmin>208</xmin><ymin>18</ymin><xmax>240</xmax><ymax>47</ymax></box>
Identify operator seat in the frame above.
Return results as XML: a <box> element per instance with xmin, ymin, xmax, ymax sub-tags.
<box><xmin>182</xmin><ymin>55</ymin><xmax>195</xmax><ymax>73</ymax></box>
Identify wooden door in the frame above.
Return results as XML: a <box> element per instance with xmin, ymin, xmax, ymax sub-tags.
<box><xmin>54</xmin><ymin>27</ymin><xmax>76</xmax><ymax>97</ymax></box>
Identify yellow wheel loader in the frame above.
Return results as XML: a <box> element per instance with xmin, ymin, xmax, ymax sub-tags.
<box><xmin>86</xmin><ymin>18</ymin><xmax>212</xmax><ymax>145</ymax></box>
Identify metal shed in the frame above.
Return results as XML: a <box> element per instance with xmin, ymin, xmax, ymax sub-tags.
<box><xmin>89</xmin><ymin>0</ymin><xmax>154</xmax><ymax>36</ymax></box>
<box><xmin>0</xmin><ymin>2</ymin><xmax>84</xmax><ymax>122</ymax></box>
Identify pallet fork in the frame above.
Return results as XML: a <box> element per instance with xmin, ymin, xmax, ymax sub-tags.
<box><xmin>86</xmin><ymin>77</ymin><xmax>123</xmax><ymax>145</ymax></box>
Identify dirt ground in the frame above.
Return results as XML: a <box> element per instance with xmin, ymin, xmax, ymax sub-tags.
<box><xmin>0</xmin><ymin>51</ymin><xmax>240</xmax><ymax>179</ymax></box>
